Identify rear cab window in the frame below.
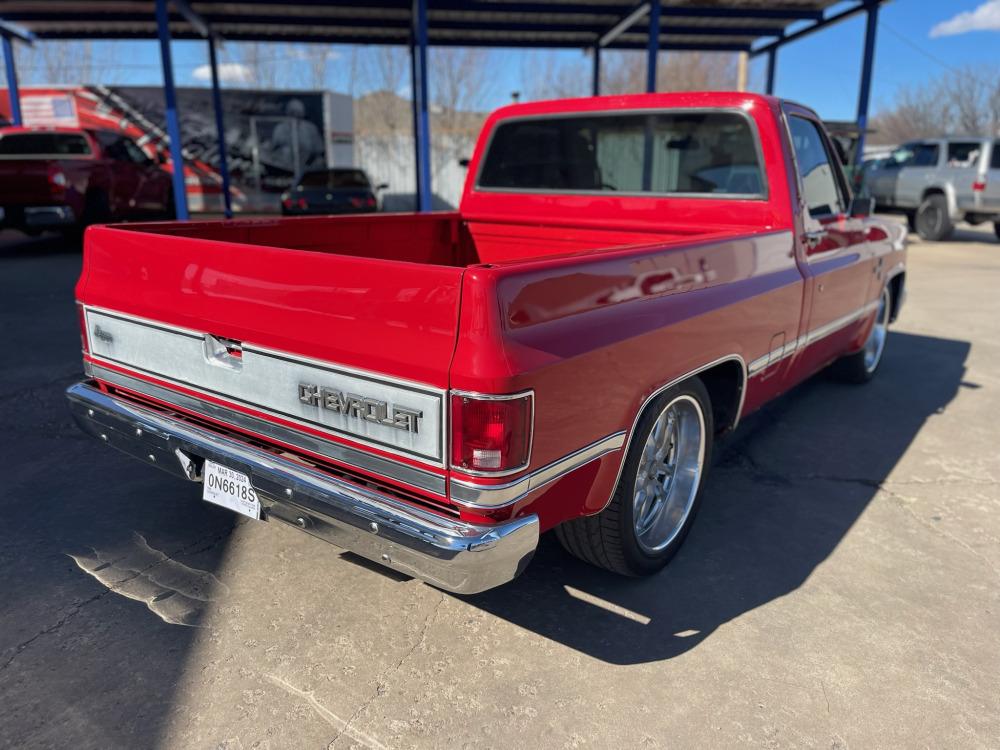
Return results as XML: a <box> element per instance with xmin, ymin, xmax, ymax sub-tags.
<box><xmin>477</xmin><ymin>110</ymin><xmax>765</xmax><ymax>197</ymax></box>
<box><xmin>0</xmin><ymin>132</ymin><xmax>92</xmax><ymax>157</ymax></box>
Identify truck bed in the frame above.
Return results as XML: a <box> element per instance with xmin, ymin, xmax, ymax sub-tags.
<box><xmin>113</xmin><ymin>212</ymin><xmax>731</xmax><ymax>267</ymax></box>
<box><xmin>77</xmin><ymin>212</ymin><xmax>756</xmax><ymax>503</ymax></box>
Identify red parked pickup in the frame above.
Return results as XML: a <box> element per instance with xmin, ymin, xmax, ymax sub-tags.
<box><xmin>0</xmin><ymin>126</ymin><xmax>172</xmax><ymax>235</ymax></box>
<box><xmin>67</xmin><ymin>93</ymin><xmax>906</xmax><ymax>594</ymax></box>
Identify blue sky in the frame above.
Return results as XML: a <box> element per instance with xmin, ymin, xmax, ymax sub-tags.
<box><xmin>7</xmin><ymin>0</ymin><xmax>1000</xmax><ymax>120</ymax></box>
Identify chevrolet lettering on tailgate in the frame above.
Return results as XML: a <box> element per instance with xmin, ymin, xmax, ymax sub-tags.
<box><xmin>298</xmin><ymin>383</ymin><xmax>423</xmax><ymax>434</ymax></box>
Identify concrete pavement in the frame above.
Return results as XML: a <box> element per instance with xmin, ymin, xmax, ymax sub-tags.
<box><xmin>1</xmin><ymin>223</ymin><xmax>998</xmax><ymax>749</ymax></box>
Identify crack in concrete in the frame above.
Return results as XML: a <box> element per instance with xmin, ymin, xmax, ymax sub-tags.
<box><xmin>888</xmin><ymin>495</ymin><xmax>1000</xmax><ymax>582</ymax></box>
<box><xmin>266</xmin><ymin>675</ymin><xmax>388</xmax><ymax>750</ymax></box>
<box><xmin>326</xmin><ymin>592</ymin><xmax>445</xmax><ymax>749</ymax></box>
<box><xmin>0</xmin><ymin>525</ymin><xmax>234</xmax><ymax>675</ymax></box>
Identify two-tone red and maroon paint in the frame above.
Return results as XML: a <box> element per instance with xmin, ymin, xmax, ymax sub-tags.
<box><xmin>71</xmin><ymin>92</ymin><xmax>906</xmax><ymax>587</ymax></box>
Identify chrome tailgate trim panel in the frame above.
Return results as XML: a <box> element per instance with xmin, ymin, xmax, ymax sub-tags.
<box><xmin>89</xmin><ymin>364</ymin><xmax>448</xmax><ymax>497</ymax></box>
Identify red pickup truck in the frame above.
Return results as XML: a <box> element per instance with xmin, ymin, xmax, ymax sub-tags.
<box><xmin>0</xmin><ymin>126</ymin><xmax>172</xmax><ymax>236</ymax></box>
<box><xmin>67</xmin><ymin>93</ymin><xmax>906</xmax><ymax>594</ymax></box>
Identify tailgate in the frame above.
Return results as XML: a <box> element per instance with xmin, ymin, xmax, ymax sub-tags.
<box><xmin>77</xmin><ymin>224</ymin><xmax>464</xmax><ymax>468</ymax></box>
<box><xmin>0</xmin><ymin>161</ymin><xmax>55</xmax><ymax>204</ymax></box>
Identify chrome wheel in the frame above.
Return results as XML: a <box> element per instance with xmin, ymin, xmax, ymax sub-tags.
<box><xmin>632</xmin><ymin>395</ymin><xmax>706</xmax><ymax>554</ymax></box>
<box><xmin>863</xmin><ymin>288</ymin><xmax>891</xmax><ymax>373</ymax></box>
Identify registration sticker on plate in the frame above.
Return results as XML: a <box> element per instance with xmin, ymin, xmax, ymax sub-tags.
<box><xmin>202</xmin><ymin>460</ymin><xmax>261</xmax><ymax>520</ymax></box>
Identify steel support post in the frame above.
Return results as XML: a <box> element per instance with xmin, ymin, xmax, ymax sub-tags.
<box><xmin>2</xmin><ymin>34</ymin><xmax>21</xmax><ymax>126</ymax></box>
<box><xmin>410</xmin><ymin>0</ymin><xmax>432</xmax><ymax>212</ymax></box>
<box><xmin>155</xmin><ymin>0</ymin><xmax>190</xmax><ymax>220</ymax></box>
<box><xmin>646</xmin><ymin>1</ymin><xmax>661</xmax><ymax>92</ymax></box>
<box><xmin>854</xmin><ymin>2</ymin><xmax>879</xmax><ymax>166</ymax></box>
<box><xmin>765</xmin><ymin>48</ymin><xmax>777</xmax><ymax>95</ymax></box>
<box><xmin>207</xmin><ymin>35</ymin><xmax>233</xmax><ymax>218</ymax></box>
<box><xmin>592</xmin><ymin>45</ymin><xmax>601</xmax><ymax>96</ymax></box>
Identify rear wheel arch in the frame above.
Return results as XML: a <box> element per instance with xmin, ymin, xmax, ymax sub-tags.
<box><xmin>696</xmin><ymin>358</ymin><xmax>746</xmax><ymax>436</ymax></box>
<box><xmin>597</xmin><ymin>354</ymin><xmax>746</xmax><ymax>514</ymax></box>
<box><xmin>887</xmin><ymin>272</ymin><xmax>905</xmax><ymax>322</ymax></box>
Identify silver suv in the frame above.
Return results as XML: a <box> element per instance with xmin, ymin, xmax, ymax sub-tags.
<box><xmin>865</xmin><ymin>137</ymin><xmax>1000</xmax><ymax>241</ymax></box>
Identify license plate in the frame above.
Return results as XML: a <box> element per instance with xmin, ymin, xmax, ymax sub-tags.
<box><xmin>202</xmin><ymin>460</ymin><xmax>261</xmax><ymax>520</ymax></box>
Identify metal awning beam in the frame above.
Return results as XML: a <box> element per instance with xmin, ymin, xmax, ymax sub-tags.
<box><xmin>23</xmin><ymin>28</ymin><xmax>751</xmax><ymax>51</ymax></box>
<box><xmin>750</xmin><ymin>1</ymin><xmax>873</xmax><ymax>56</ymax></box>
<box><xmin>599</xmin><ymin>3</ymin><xmax>650</xmax><ymax>47</ymax></box>
<box><xmin>170</xmin><ymin>0</ymin><xmax>211</xmax><ymax>39</ymax></box>
<box><xmin>213</xmin><ymin>0</ymin><xmax>824</xmax><ymax>21</ymax></box>
<box><xmin>0</xmin><ymin>17</ymin><xmax>35</xmax><ymax>43</ymax></box>
<box><xmin>5</xmin><ymin>12</ymin><xmax>780</xmax><ymax>38</ymax></box>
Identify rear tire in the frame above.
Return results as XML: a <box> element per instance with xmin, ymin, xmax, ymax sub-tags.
<box><xmin>915</xmin><ymin>194</ymin><xmax>953</xmax><ymax>241</ymax></box>
<box><xmin>82</xmin><ymin>189</ymin><xmax>111</xmax><ymax>227</ymax></box>
<box><xmin>993</xmin><ymin>221</ymin><xmax>1000</xmax><ymax>241</ymax></box>
<box><xmin>905</xmin><ymin>210</ymin><xmax>917</xmax><ymax>233</ymax></box>
<box><xmin>832</xmin><ymin>286</ymin><xmax>891</xmax><ymax>384</ymax></box>
<box><xmin>555</xmin><ymin>377</ymin><xmax>713</xmax><ymax>576</ymax></box>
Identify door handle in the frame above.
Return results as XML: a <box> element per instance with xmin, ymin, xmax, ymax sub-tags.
<box><xmin>804</xmin><ymin>229</ymin><xmax>827</xmax><ymax>246</ymax></box>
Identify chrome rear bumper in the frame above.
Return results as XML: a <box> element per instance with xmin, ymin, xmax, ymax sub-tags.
<box><xmin>66</xmin><ymin>382</ymin><xmax>538</xmax><ymax>594</ymax></box>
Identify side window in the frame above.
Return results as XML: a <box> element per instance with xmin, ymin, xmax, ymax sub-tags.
<box><xmin>911</xmin><ymin>143</ymin><xmax>940</xmax><ymax>167</ymax></box>
<box><xmin>94</xmin><ymin>131</ymin><xmax>135</xmax><ymax>163</ymax></box>
<box><xmin>122</xmin><ymin>138</ymin><xmax>152</xmax><ymax>165</ymax></box>
<box><xmin>946</xmin><ymin>141</ymin><xmax>981</xmax><ymax>166</ymax></box>
<box><xmin>787</xmin><ymin>116</ymin><xmax>844</xmax><ymax>218</ymax></box>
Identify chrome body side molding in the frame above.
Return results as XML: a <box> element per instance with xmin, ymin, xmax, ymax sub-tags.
<box><xmin>450</xmin><ymin>431</ymin><xmax>627</xmax><ymax>508</ymax></box>
<box><xmin>66</xmin><ymin>382</ymin><xmax>538</xmax><ymax>595</ymax></box>
<box><xmin>747</xmin><ymin>297</ymin><xmax>881</xmax><ymax>377</ymax></box>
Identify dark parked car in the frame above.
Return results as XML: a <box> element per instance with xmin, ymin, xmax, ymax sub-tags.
<box><xmin>280</xmin><ymin>168</ymin><xmax>386</xmax><ymax>215</ymax></box>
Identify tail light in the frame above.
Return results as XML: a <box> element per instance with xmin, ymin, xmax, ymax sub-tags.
<box><xmin>77</xmin><ymin>302</ymin><xmax>89</xmax><ymax>354</ymax></box>
<box><xmin>451</xmin><ymin>392</ymin><xmax>533</xmax><ymax>474</ymax></box>
<box><xmin>282</xmin><ymin>197</ymin><xmax>294</xmax><ymax>209</ymax></box>
<box><xmin>973</xmin><ymin>180</ymin><xmax>986</xmax><ymax>192</ymax></box>
<box><xmin>297</xmin><ymin>197</ymin><xmax>309</xmax><ymax>209</ymax></box>
<box><xmin>48</xmin><ymin>166</ymin><xmax>68</xmax><ymax>196</ymax></box>
<box><xmin>350</xmin><ymin>195</ymin><xmax>378</xmax><ymax>209</ymax></box>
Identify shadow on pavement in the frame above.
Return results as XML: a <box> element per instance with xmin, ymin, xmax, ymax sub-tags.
<box><xmin>461</xmin><ymin>330</ymin><xmax>971</xmax><ymax>664</ymax></box>
<box><xmin>0</xmin><ymin>229</ymin><xmax>82</xmax><ymax>257</ymax></box>
<box><xmin>1</xmin><ymin>233</ymin><xmax>236</xmax><ymax>747</ymax></box>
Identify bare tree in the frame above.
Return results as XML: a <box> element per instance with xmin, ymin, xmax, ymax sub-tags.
<box><xmin>523</xmin><ymin>51</ymin><xmax>591</xmax><ymax>100</ymax></box>
<box><xmin>869</xmin><ymin>64</ymin><xmax>1000</xmax><ymax>144</ymax></box>
<box><xmin>16</xmin><ymin>40</ymin><xmax>109</xmax><ymax>85</ymax></box>
<box><xmin>429</xmin><ymin>48</ymin><xmax>496</xmax><ymax>184</ymax></box>
<box><xmin>230</xmin><ymin>42</ymin><xmax>278</xmax><ymax>89</ymax></box>
<box><xmin>525</xmin><ymin>49</ymin><xmax>738</xmax><ymax>100</ymax></box>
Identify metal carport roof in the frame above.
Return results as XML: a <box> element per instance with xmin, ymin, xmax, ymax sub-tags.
<box><xmin>0</xmin><ymin>1</ymin><xmax>886</xmax><ymax>217</ymax></box>
<box><xmin>4</xmin><ymin>1</ymin><xmax>866</xmax><ymax>52</ymax></box>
